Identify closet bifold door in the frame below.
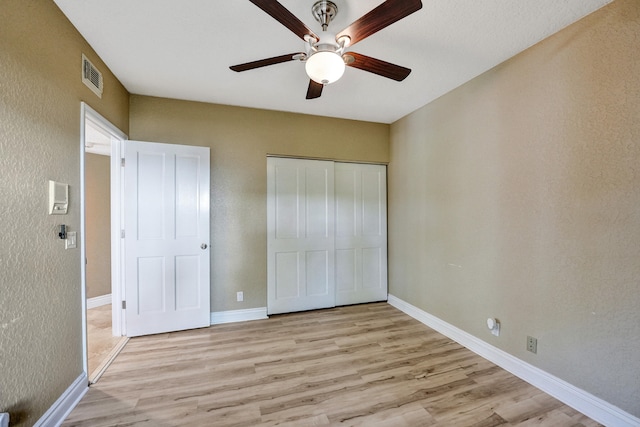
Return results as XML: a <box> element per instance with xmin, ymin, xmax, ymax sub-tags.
<box><xmin>334</xmin><ymin>163</ymin><xmax>388</xmax><ymax>306</ymax></box>
<box><xmin>267</xmin><ymin>157</ymin><xmax>336</xmax><ymax>315</ymax></box>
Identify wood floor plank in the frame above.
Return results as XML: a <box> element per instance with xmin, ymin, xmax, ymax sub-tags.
<box><xmin>63</xmin><ymin>303</ymin><xmax>602</xmax><ymax>427</ymax></box>
<box><xmin>87</xmin><ymin>304</ymin><xmax>128</xmax><ymax>383</ymax></box>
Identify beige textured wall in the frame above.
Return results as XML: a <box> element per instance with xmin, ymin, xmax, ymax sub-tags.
<box><xmin>129</xmin><ymin>96</ymin><xmax>389</xmax><ymax>312</ymax></box>
<box><xmin>389</xmin><ymin>0</ymin><xmax>640</xmax><ymax>417</ymax></box>
<box><xmin>85</xmin><ymin>153</ymin><xmax>112</xmax><ymax>298</ymax></box>
<box><xmin>0</xmin><ymin>1</ymin><xmax>129</xmax><ymax>425</ymax></box>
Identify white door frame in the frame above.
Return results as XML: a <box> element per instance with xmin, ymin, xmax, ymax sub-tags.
<box><xmin>266</xmin><ymin>157</ymin><xmax>389</xmax><ymax>315</ymax></box>
<box><xmin>80</xmin><ymin>103</ymin><xmax>127</xmax><ymax>374</ymax></box>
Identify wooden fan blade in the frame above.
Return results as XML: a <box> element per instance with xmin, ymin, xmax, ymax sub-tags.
<box><xmin>306</xmin><ymin>80</ymin><xmax>324</xmax><ymax>99</ymax></box>
<box><xmin>336</xmin><ymin>0</ymin><xmax>422</xmax><ymax>46</ymax></box>
<box><xmin>230</xmin><ymin>53</ymin><xmax>303</xmax><ymax>72</ymax></box>
<box><xmin>249</xmin><ymin>0</ymin><xmax>319</xmax><ymax>41</ymax></box>
<box><xmin>345</xmin><ymin>52</ymin><xmax>411</xmax><ymax>81</ymax></box>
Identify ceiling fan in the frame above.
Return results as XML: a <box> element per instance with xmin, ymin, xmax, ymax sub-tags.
<box><xmin>230</xmin><ymin>0</ymin><xmax>423</xmax><ymax>99</ymax></box>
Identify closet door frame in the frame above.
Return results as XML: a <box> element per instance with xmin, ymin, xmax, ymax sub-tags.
<box><xmin>267</xmin><ymin>157</ymin><xmax>388</xmax><ymax>315</ymax></box>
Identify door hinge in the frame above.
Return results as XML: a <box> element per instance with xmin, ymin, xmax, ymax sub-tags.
<box><xmin>121</xmin><ymin>157</ymin><xmax>125</xmax><ymax>167</ymax></box>
<box><xmin>121</xmin><ymin>229</ymin><xmax>125</xmax><ymax>238</ymax></box>
<box><xmin>122</xmin><ymin>300</ymin><xmax>126</xmax><ymax>309</ymax></box>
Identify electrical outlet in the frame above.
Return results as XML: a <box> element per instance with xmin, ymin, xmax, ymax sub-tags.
<box><xmin>236</xmin><ymin>291</ymin><xmax>243</xmax><ymax>302</ymax></box>
<box><xmin>527</xmin><ymin>336</ymin><xmax>538</xmax><ymax>354</ymax></box>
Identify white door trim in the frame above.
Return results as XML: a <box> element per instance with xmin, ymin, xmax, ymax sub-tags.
<box><xmin>80</xmin><ymin>103</ymin><xmax>127</xmax><ymax>376</ymax></box>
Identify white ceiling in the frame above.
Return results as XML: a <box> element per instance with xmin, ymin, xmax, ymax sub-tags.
<box><xmin>54</xmin><ymin>0</ymin><xmax>611</xmax><ymax>124</ymax></box>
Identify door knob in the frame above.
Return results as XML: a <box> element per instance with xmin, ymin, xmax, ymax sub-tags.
<box><xmin>201</xmin><ymin>243</ymin><xmax>208</xmax><ymax>250</ymax></box>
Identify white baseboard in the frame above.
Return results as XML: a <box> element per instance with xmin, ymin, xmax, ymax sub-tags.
<box><xmin>87</xmin><ymin>294</ymin><xmax>111</xmax><ymax>309</ymax></box>
<box><xmin>387</xmin><ymin>294</ymin><xmax>640</xmax><ymax>427</ymax></box>
<box><xmin>210</xmin><ymin>307</ymin><xmax>268</xmax><ymax>325</ymax></box>
<box><xmin>35</xmin><ymin>373</ymin><xmax>88</xmax><ymax>427</ymax></box>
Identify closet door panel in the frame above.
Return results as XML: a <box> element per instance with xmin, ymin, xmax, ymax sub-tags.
<box><xmin>335</xmin><ymin>163</ymin><xmax>388</xmax><ymax>306</ymax></box>
<box><xmin>267</xmin><ymin>157</ymin><xmax>335</xmax><ymax>315</ymax></box>
<box><xmin>336</xmin><ymin>248</ymin><xmax>357</xmax><ymax>293</ymax></box>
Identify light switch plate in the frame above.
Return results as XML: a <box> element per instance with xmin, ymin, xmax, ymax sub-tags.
<box><xmin>65</xmin><ymin>231</ymin><xmax>77</xmax><ymax>249</ymax></box>
<box><xmin>0</xmin><ymin>412</ymin><xmax>9</xmax><ymax>427</ymax></box>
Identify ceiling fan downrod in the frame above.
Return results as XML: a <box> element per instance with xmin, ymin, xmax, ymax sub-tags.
<box><xmin>312</xmin><ymin>0</ymin><xmax>338</xmax><ymax>32</ymax></box>
<box><xmin>307</xmin><ymin>0</ymin><xmax>347</xmax><ymax>56</ymax></box>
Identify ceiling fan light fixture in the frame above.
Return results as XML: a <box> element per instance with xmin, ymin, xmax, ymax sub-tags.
<box><xmin>305</xmin><ymin>51</ymin><xmax>345</xmax><ymax>85</ymax></box>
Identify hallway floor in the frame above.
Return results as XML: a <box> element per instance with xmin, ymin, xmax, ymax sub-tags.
<box><xmin>87</xmin><ymin>304</ymin><xmax>127</xmax><ymax>382</ymax></box>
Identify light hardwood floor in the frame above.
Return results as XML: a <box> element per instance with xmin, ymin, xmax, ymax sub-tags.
<box><xmin>87</xmin><ymin>304</ymin><xmax>128</xmax><ymax>382</ymax></box>
<box><xmin>65</xmin><ymin>303</ymin><xmax>601</xmax><ymax>426</ymax></box>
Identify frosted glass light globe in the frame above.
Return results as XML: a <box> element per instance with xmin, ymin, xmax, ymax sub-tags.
<box><xmin>305</xmin><ymin>51</ymin><xmax>345</xmax><ymax>85</ymax></box>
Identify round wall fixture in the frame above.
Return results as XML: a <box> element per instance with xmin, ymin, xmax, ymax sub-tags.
<box><xmin>487</xmin><ymin>318</ymin><xmax>500</xmax><ymax>336</ymax></box>
<box><xmin>487</xmin><ymin>318</ymin><xmax>495</xmax><ymax>330</ymax></box>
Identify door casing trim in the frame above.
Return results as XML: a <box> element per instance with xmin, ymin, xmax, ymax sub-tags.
<box><xmin>80</xmin><ymin>102</ymin><xmax>128</xmax><ymax>376</ymax></box>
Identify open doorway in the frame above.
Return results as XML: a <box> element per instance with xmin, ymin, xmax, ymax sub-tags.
<box><xmin>81</xmin><ymin>103</ymin><xmax>128</xmax><ymax>383</ymax></box>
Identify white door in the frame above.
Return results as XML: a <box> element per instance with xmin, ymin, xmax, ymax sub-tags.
<box><xmin>124</xmin><ymin>141</ymin><xmax>210</xmax><ymax>337</ymax></box>
<box><xmin>335</xmin><ymin>163</ymin><xmax>388</xmax><ymax>305</ymax></box>
<box><xmin>267</xmin><ymin>157</ymin><xmax>335</xmax><ymax>315</ymax></box>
